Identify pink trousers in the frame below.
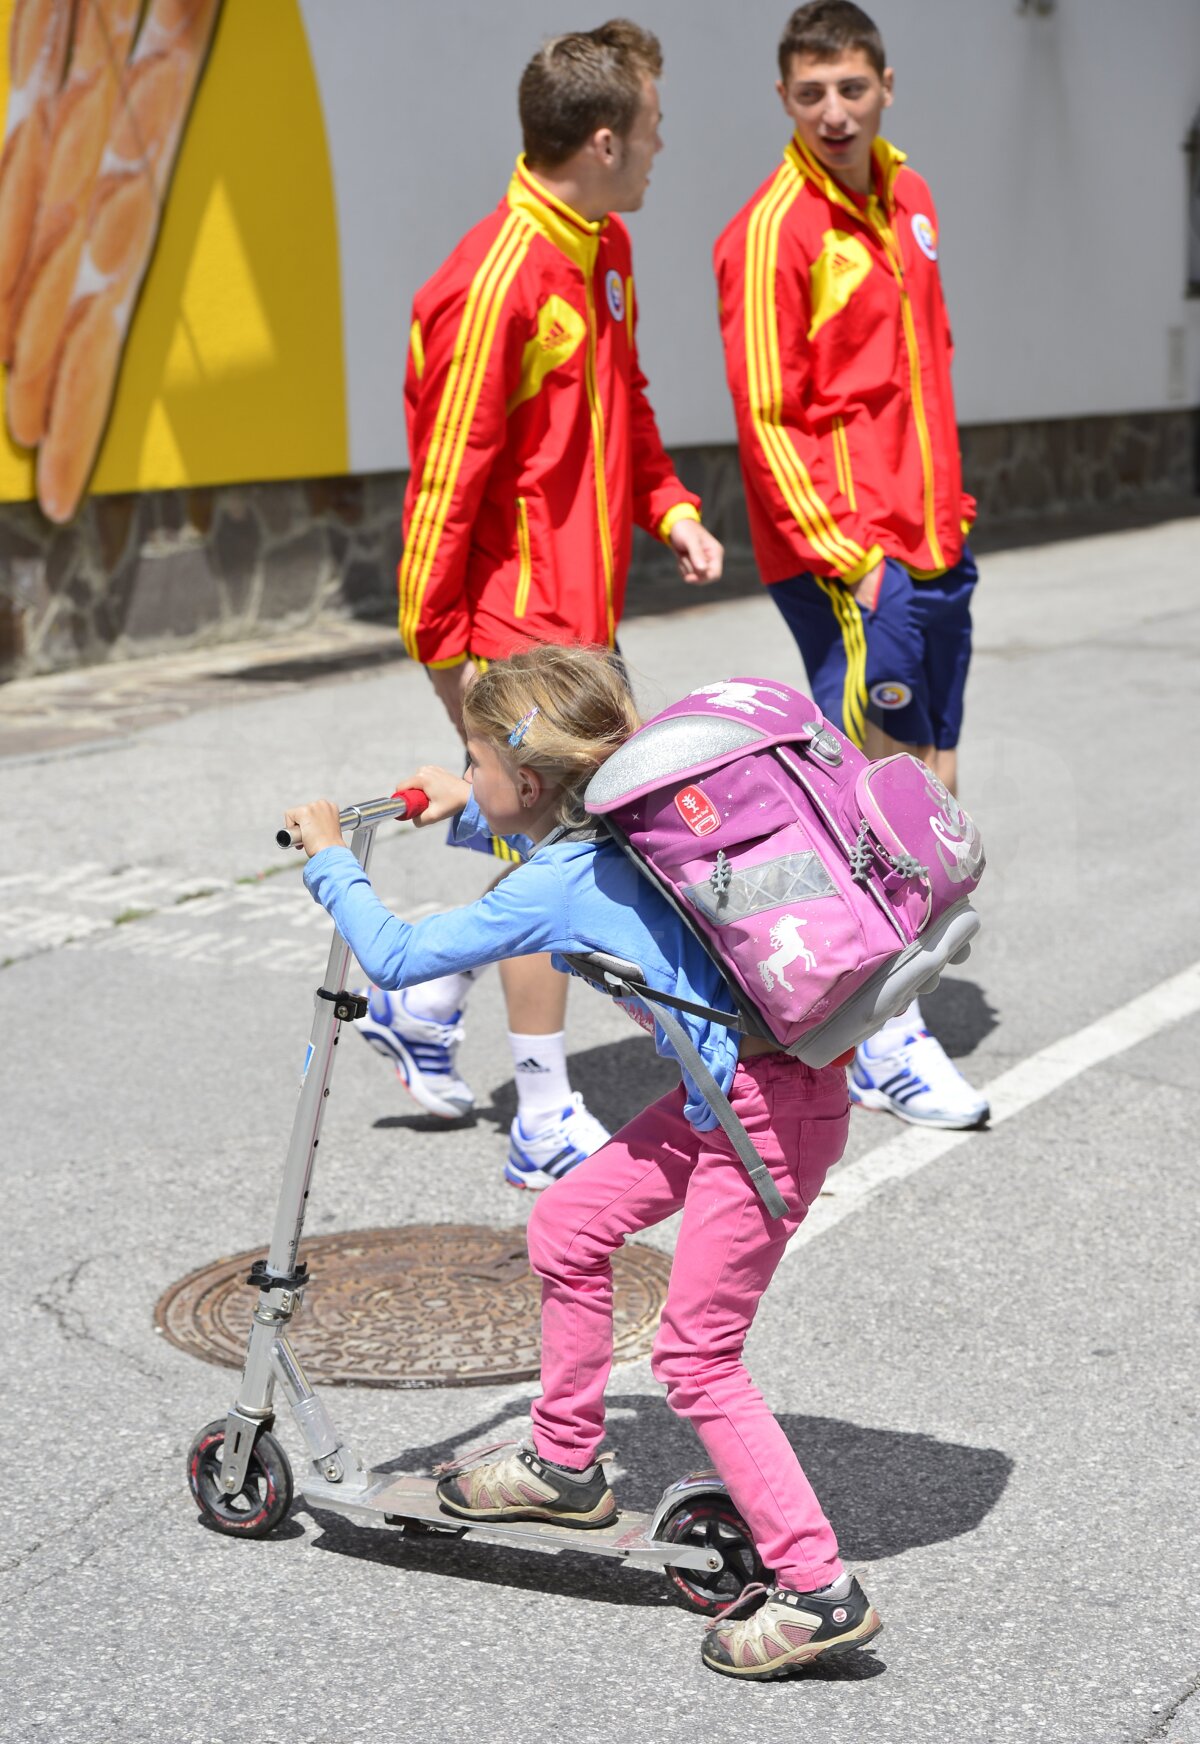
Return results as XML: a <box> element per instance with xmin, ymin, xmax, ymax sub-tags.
<box><xmin>526</xmin><ymin>1053</ymin><xmax>851</xmax><ymax>1591</ymax></box>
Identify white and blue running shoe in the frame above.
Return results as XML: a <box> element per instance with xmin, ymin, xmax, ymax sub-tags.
<box><xmin>354</xmin><ymin>988</ymin><xmax>475</xmax><ymax>1120</ymax></box>
<box><xmin>849</xmin><ymin>1028</ymin><xmax>989</xmax><ymax>1130</ymax></box>
<box><xmin>506</xmin><ymin>1093</ymin><xmax>611</xmax><ymax>1190</ymax></box>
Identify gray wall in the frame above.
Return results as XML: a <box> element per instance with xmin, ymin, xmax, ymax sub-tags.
<box><xmin>301</xmin><ymin>0</ymin><xmax>1200</xmax><ymax>469</ymax></box>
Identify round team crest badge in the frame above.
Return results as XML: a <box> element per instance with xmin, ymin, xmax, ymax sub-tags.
<box><xmin>605</xmin><ymin>268</ymin><xmax>625</xmax><ymax>321</ymax></box>
<box><xmin>911</xmin><ymin>213</ymin><xmax>937</xmax><ymax>261</ymax></box>
<box><xmin>869</xmin><ymin>681</ymin><xmax>913</xmax><ymax>710</ymax></box>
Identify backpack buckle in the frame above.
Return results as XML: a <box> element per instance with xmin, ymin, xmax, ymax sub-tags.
<box><xmin>802</xmin><ymin>721</ymin><xmax>843</xmax><ymax>766</ymax></box>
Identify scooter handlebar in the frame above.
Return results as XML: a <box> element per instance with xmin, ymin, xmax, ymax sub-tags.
<box><xmin>276</xmin><ymin>787</ymin><xmax>429</xmax><ymax>850</ymax></box>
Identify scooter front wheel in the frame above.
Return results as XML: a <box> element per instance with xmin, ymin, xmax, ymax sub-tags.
<box><xmin>187</xmin><ymin>1419</ymin><xmax>293</xmax><ymax>1538</ymax></box>
<box><xmin>657</xmin><ymin>1493</ymin><xmax>768</xmax><ymax>1614</ymax></box>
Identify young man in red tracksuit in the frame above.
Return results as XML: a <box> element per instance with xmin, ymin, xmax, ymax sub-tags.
<box><xmin>714</xmin><ymin>0</ymin><xmax>986</xmax><ymax>1131</ymax></box>
<box><xmin>358</xmin><ymin>20</ymin><xmax>725</xmax><ymax>1183</ymax></box>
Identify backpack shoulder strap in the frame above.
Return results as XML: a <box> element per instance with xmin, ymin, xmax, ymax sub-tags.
<box><xmin>560</xmin><ymin>950</ymin><xmax>749</xmax><ymax>1029</ymax></box>
<box><xmin>560</xmin><ymin>951</ymin><xmax>788</xmax><ymax>1221</ymax></box>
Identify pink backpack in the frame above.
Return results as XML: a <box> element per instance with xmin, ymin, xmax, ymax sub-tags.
<box><xmin>572</xmin><ymin>678</ymin><xmax>984</xmax><ymax>1212</ymax></box>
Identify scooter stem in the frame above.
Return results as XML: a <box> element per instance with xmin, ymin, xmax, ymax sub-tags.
<box><xmin>266</xmin><ymin>815</ymin><xmax>378</xmax><ymax>1279</ymax></box>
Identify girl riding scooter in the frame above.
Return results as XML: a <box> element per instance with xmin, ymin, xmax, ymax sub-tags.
<box><xmin>284</xmin><ymin>643</ymin><xmax>881</xmax><ymax>1681</ymax></box>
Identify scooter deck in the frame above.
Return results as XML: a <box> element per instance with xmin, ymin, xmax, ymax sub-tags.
<box><xmin>300</xmin><ymin>1471</ymin><xmax>719</xmax><ymax>1573</ymax></box>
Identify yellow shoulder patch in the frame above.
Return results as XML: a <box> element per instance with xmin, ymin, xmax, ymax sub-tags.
<box><xmin>808</xmin><ymin>229</ymin><xmax>873</xmax><ymax>340</ymax></box>
<box><xmin>507</xmin><ymin>293</ymin><xmax>586</xmax><ymax>415</ymax></box>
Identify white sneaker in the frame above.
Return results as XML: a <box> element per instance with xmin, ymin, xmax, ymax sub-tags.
<box><xmin>849</xmin><ymin>1028</ymin><xmax>989</xmax><ymax>1130</ymax></box>
<box><xmin>506</xmin><ymin>1093</ymin><xmax>611</xmax><ymax>1189</ymax></box>
<box><xmin>353</xmin><ymin>988</ymin><xmax>475</xmax><ymax>1119</ymax></box>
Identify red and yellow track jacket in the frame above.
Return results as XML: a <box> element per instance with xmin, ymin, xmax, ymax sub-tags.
<box><xmin>714</xmin><ymin>135</ymin><xmax>974</xmax><ymax>585</ymax></box>
<box><xmin>398</xmin><ymin>159</ymin><xmax>701</xmax><ymax>667</ymax></box>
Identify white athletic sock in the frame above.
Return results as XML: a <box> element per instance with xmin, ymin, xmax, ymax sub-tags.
<box><xmin>509</xmin><ymin>1030</ymin><xmax>572</xmax><ymax>1124</ymax></box>
<box><xmin>866</xmin><ymin>997</ymin><xmax>924</xmax><ymax>1053</ymax></box>
<box><xmin>402</xmin><ymin>969</ymin><xmax>480</xmax><ymax>1024</ymax></box>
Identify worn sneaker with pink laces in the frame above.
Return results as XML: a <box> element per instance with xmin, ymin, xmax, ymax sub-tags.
<box><xmin>701</xmin><ymin>1576</ymin><xmax>882</xmax><ymax>1680</ymax></box>
<box><xmin>434</xmin><ymin>1442</ymin><xmax>617</xmax><ymax>1529</ymax></box>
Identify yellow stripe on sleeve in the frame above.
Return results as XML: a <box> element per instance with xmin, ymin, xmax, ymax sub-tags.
<box><xmin>401</xmin><ymin>215</ymin><xmax>528</xmax><ymax>650</ymax></box>
<box><xmin>759</xmin><ymin>182</ymin><xmax>864</xmax><ymax>570</ymax></box>
<box><xmin>745</xmin><ymin>173</ymin><xmax>845</xmax><ymax>570</ymax></box>
<box><xmin>399</xmin><ymin>215</ymin><xmax>534</xmax><ymax>656</ymax></box>
<box><xmin>744</xmin><ymin>169</ymin><xmax>866</xmax><ymax>577</ymax></box>
<box><xmin>399</xmin><ymin>224</ymin><xmax>515</xmax><ymax>650</ymax></box>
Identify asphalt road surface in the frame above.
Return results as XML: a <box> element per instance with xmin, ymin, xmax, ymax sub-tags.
<box><xmin>2</xmin><ymin>515</ymin><xmax>1198</xmax><ymax>1744</ymax></box>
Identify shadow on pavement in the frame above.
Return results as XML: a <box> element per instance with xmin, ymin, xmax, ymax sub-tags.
<box><xmin>372</xmin><ymin>1109</ymin><xmax>479</xmax><ymax>1134</ymax></box>
<box><xmin>366</xmin><ymin>1036</ymin><xmax>674</xmax><ymax>1140</ymax></box>
<box><xmin>299</xmin><ymin>1391</ymin><xmax>1011</xmax><ymax>1611</ymax></box>
<box><xmin>377</xmin><ymin>990</ymin><xmax>1001</xmax><ymax>1143</ymax></box>
<box><xmin>919</xmin><ymin>977</ymin><xmax>1000</xmax><ymax>1059</ymax></box>
<box><xmin>300</xmin><ymin>1493</ymin><xmax>893</xmax><ymax>1682</ymax></box>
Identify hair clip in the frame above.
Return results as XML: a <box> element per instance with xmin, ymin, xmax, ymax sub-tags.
<box><xmin>507</xmin><ymin>704</ymin><xmax>540</xmax><ymax>748</ymax></box>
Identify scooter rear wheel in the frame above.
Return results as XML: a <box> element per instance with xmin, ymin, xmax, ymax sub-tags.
<box><xmin>187</xmin><ymin>1419</ymin><xmax>293</xmax><ymax>1538</ymax></box>
<box><xmin>657</xmin><ymin>1494</ymin><xmax>769</xmax><ymax>1614</ymax></box>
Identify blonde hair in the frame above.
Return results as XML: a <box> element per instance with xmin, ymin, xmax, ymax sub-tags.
<box><xmin>462</xmin><ymin>644</ymin><xmax>640</xmax><ymax>827</ymax></box>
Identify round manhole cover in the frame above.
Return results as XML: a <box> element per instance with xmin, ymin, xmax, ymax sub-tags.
<box><xmin>155</xmin><ymin>1225</ymin><xmax>672</xmax><ymax>1388</ymax></box>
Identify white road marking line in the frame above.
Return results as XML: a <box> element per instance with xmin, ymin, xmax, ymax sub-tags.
<box><xmin>33</xmin><ymin>894</ymin><xmax>447</xmax><ymax>973</ymax></box>
<box><xmin>1</xmin><ymin>855</ymin><xmax>449</xmax><ymax>971</ymax></box>
<box><xmin>786</xmin><ymin>961</ymin><xmax>1200</xmax><ymax>1257</ymax></box>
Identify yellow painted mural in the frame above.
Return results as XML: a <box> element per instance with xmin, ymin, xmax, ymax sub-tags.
<box><xmin>0</xmin><ymin>0</ymin><xmax>346</xmax><ymax>521</ymax></box>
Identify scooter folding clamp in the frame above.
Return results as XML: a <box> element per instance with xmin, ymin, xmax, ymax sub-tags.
<box><xmin>246</xmin><ymin>1258</ymin><xmax>309</xmax><ymax>1293</ymax></box>
<box><xmin>315</xmin><ymin>987</ymin><xmax>369</xmax><ymax>1022</ymax></box>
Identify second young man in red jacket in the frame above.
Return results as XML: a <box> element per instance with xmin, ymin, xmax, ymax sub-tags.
<box><xmin>359</xmin><ymin>20</ymin><xmax>724</xmax><ymax>1183</ymax></box>
<box><xmin>715</xmin><ymin>0</ymin><xmax>987</xmax><ymax>1130</ymax></box>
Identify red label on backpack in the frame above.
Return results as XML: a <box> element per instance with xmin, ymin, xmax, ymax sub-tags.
<box><xmin>674</xmin><ymin>784</ymin><xmax>721</xmax><ymax>836</ymax></box>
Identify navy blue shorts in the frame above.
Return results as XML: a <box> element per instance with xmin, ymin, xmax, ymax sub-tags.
<box><xmin>449</xmin><ymin>821</ymin><xmax>529</xmax><ymax>864</ymax></box>
<box><xmin>767</xmin><ymin>548</ymin><xmax>977</xmax><ymax>751</ymax></box>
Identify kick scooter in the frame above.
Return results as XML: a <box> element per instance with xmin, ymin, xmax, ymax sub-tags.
<box><xmin>185</xmin><ymin>791</ymin><xmax>764</xmax><ymax>1612</ymax></box>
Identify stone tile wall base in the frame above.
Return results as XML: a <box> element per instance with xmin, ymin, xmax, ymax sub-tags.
<box><xmin>0</xmin><ymin>409</ymin><xmax>1195</xmax><ymax>681</ymax></box>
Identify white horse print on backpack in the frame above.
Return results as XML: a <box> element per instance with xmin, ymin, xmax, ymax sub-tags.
<box><xmin>756</xmin><ymin>913</ymin><xmax>817</xmax><ymax>993</ymax></box>
<box><xmin>691</xmin><ymin>681</ymin><xmax>790</xmax><ymax>717</ymax></box>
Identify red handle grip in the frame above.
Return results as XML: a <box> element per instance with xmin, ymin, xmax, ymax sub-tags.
<box><xmin>391</xmin><ymin>787</ymin><xmax>429</xmax><ymax>820</ymax></box>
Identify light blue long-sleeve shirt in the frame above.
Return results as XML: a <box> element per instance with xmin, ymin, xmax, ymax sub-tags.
<box><xmin>303</xmin><ymin>797</ymin><xmax>739</xmax><ymax>1130</ymax></box>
